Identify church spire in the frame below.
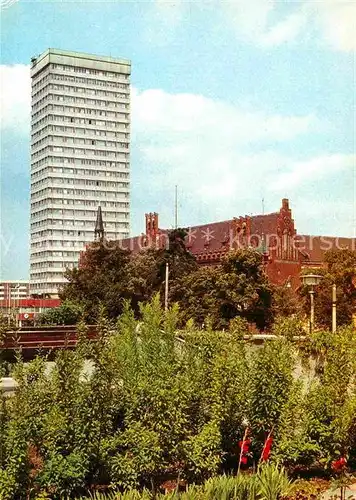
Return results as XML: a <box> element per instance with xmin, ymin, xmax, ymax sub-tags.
<box><xmin>94</xmin><ymin>206</ymin><xmax>104</xmax><ymax>242</ymax></box>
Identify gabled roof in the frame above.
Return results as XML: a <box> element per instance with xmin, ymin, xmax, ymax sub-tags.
<box><xmin>119</xmin><ymin>212</ymin><xmax>280</xmax><ymax>256</ymax></box>
<box><xmin>295</xmin><ymin>235</ymin><xmax>356</xmax><ymax>263</ymax></box>
<box><xmin>182</xmin><ymin>213</ymin><xmax>280</xmax><ymax>255</ymax></box>
<box><xmin>250</xmin><ymin>213</ymin><xmax>279</xmax><ymax>236</ymax></box>
<box><xmin>117</xmin><ymin>199</ymin><xmax>355</xmax><ymax>267</ymax></box>
<box><xmin>184</xmin><ymin>220</ymin><xmax>231</xmax><ymax>254</ymax></box>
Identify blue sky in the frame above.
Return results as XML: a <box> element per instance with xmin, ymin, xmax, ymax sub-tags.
<box><xmin>0</xmin><ymin>0</ymin><xmax>355</xmax><ymax>279</ymax></box>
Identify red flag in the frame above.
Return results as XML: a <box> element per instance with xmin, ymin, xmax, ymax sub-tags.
<box><xmin>238</xmin><ymin>428</ymin><xmax>251</xmax><ymax>472</ymax></box>
<box><xmin>259</xmin><ymin>428</ymin><xmax>274</xmax><ymax>463</ymax></box>
<box><xmin>331</xmin><ymin>457</ymin><xmax>347</xmax><ymax>471</ymax></box>
<box><xmin>261</xmin><ymin>436</ymin><xmax>273</xmax><ymax>462</ymax></box>
<box><xmin>239</xmin><ymin>439</ymin><xmax>251</xmax><ymax>456</ymax></box>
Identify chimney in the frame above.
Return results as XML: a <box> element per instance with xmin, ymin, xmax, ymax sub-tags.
<box><xmin>145</xmin><ymin>213</ymin><xmax>151</xmax><ymax>237</ymax></box>
<box><xmin>282</xmin><ymin>198</ymin><xmax>289</xmax><ymax>210</ymax></box>
<box><xmin>145</xmin><ymin>212</ymin><xmax>159</xmax><ymax>238</ymax></box>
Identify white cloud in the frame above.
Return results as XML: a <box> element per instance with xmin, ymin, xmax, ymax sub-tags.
<box><xmin>131</xmin><ymin>87</ymin><xmax>317</xmax><ymax>201</ymax></box>
<box><xmin>261</xmin><ymin>11</ymin><xmax>307</xmax><ymax>47</ymax></box>
<box><xmin>132</xmin><ymin>87</ymin><xmax>353</xmax><ymax>236</ymax></box>
<box><xmin>312</xmin><ymin>0</ymin><xmax>356</xmax><ymax>51</ymax></box>
<box><xmin>0</xmin><ymin>64</ymin><xmax>31</xmax><ymax>132</ymax></box>
<box><xmin>270</xmin><ymin>154</ymin><xmax>355</xmax><ymax>191</ymax></box>
<box><xmin>223</xmin><ymin>0</ymin><xmax>307</xmax><ymax>47</ymax></box>
<box><xmin>226</xmin><ymin>0</ymin><xmax>356</xmax><ymax>50</ymax></box>
<box><xmin>132</xmin><ymin>88</ymin><xmax>317</xmax><ymax>145</ymax></box>
<box><xmin>229</xmin><ymin>0</ymin><xmax>356</xmax><ymax>51</ymax></box>
<box><xmin>133</xmin><ymin>88</ymin><xmax>303</xmax><ymax>208</ymax></box>
<box><xmin>292</xmin><ymin>198</ymin><xmax>355</xmax><ymax>238</ymax></box>
<box><xmin>152</xmin><ymin>0</ymin><xmax>356</xmax><ymax>51</ymax></box>
<box><xmin>143</xmin><ymin>0</ymin><xmax>186</xmax><ymax>45</ymax></box>
<box><xmin>222</xmin><ymin>0</ymin><xmax>274</xmax><ymax>41</ymax></box>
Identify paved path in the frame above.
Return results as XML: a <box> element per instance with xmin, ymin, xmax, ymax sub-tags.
<box><xmin>321</xmin><ymin>482</ymin><xmax>356</xmax><ymax>499</ymax></box>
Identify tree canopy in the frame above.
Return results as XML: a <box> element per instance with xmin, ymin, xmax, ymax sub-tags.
<box><xmin>37</xmin><ymin>300</ymin><xmax>83</xmax><ymax>326</ymax></box>
<box><xmin>60</xmin><ymin>236</ymin><xmax>273</xmax><ymax>329</ymax></box>
<box><xmin>60</xmin><ymin>241</ymin><xmax>132</xmax><ymax>320</ymax></box>
<box><xmin>58</xmin><ymin>236</ymin><xmax>356</xmax><ymax>331</ymax></box>
<box><xmin>170</xmin><ymin>249</ymin><xmax>273</xmax><ymax>329</ymax></box>
<box><xmin>302</xmin><ymin>249</ymin><xmax>356</xmax><ymax>328</ymax></box>
<box><xmin>60</xmin><ymin>229</ymin><xmax>198</xmax><ymax>322</ymax></box>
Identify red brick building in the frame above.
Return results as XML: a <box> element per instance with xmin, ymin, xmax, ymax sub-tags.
<box><xmin>120</xmin><ymin>199</ymin><xmax>355</xmax><ymax>289</ymax></box>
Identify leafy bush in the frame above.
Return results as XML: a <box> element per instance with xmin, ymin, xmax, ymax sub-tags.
<box><xmin>272</xmin><ymin>316</ymin><xmax>305</xmax><ymax>341</ymax></box>
<box><xmin>37</xmin><ymin>300</ymin><xmax>83</xmax><ymax>326</ymax></box>
<box><xmin>0</xmin><ymin>297</ymin><xmax>355</xmax><ymax>498</ymax></box>
<box><xmin>104</xmin><ymin>423</ymin><xmax>162</xmax><ymax>489</ymax></box>
<box><xmin>274</xmin><ymin>326</ymin><xmax>356</xmax><ymax>469</ymax></box>
<box><xmin>75</xmin><ymin>464</ymin><xmax>293</xmax><ymax>499</ymax></box>
<box><xmin>36</xmin><ymin>451</ymin><xmax>88</xmax><ymax>496</ymax></box>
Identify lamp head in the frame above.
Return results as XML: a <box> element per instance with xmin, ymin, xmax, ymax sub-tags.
<box><xmin>301</xmin><ymin>273</ymin><xmax>323</xmax><ymax>287</ymax></box>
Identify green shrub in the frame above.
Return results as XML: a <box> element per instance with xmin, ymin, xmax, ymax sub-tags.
<box><xmin>0</xmin><ymin>468</ymin><xmax>17</xmax><ymax>500</ymax></box>
<box><xmin>76</xmin><ymin>465</ymin><xmax>293</xmax><ymax>499</ymax></box>
<box><xmin>103</xmin><ymin>423</ymin><xmax>162</xmax><ymax>489</ymax></box>
<box><xmin>36</xmin><ymin>451</ymin><xmax>88</xmax><ymax>498</ymax></box>
<box><xmin>256</xmin><ymin>463</ymin><xmax>292</xmax><ymax>500</ymax></box>
<box><xmin>202</xmin><ymin>473</ymin><xmax>257</xmax><ymax>500</ymax></box>
<box><xmin>0</xmin><ymin>297</ymin><xmax>354</xmax><ymax>497</ymax></box>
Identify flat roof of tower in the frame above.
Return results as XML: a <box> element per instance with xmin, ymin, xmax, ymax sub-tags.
<box><xmin>31</xmin><ymin>48</ymin><xmax>131</xmax><ymax>68</ymax></box>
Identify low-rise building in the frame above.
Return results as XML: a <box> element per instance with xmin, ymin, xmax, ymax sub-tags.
<box><xmin>0</xmin><ymin>280</ymin><xmax>30</xmax><ymax>302</ymax></box>
<box><xmin>0</xmin><ymin>298</ymin><xmax>60</xmax><ymax>326</ymax></box>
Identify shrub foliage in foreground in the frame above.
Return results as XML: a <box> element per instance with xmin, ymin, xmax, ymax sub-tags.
<box><xmin>75</xmin><ymin>464</ymin><xmax>293</xmax><ymax>499</ymax></box>
<box><xmin>0</xmin><ymin>297</ymin><xmax>355</xmax><ymax>499</ymax></box>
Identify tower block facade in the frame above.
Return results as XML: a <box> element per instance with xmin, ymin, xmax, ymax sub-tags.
<box><xmin>30</xmin><ymin>49</ymin><xmax>131</xmax><ymax>296</ymax></box>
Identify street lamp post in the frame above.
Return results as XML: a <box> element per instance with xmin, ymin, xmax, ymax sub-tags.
<box><xmin>301</xmin><ymin>273</ymin><xmax>322</xmax><ymax>334</ymax></box>
<box><xmin>12</xmin><ymin>283</ymin><xmax>21</xmax><ymax>327</ymax></box>
<box><xmin>332</xmin><ymin>284</ymin><xmax>337</xmax><ymax>333</ymax></box>
<box><xmin>164</xmin><ymin>262</ymin><xmax>169</xmax><ymax>311</ymax></box>
<box><xmin>310</xmin><ymin>288</ymin><xmax>315</xmax><ymax>334</ymax></box>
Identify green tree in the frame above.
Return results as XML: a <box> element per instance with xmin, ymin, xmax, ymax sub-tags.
<box><xmin>171</xmin><ymin>249</ymin><xmax>273</xmax><ymax>329</ymax></box>
<box><xmin>248</xmin><ymin>339</ymin><xmax>295</xmax><ymax>442</ymax></box>
<box><xmin>159</xmin><ymin>228</ymin><xmax>198</xmax><ymax>281</ymax></box>
<box><xmin>37</xmin><ymin>300</ymin><xmax>83</xmax><ymax>326</ymax></box>
<box><xmin>60</xmin><ymin>229</ymin><xmax>197</xmax><ymax>321</ymax></box>
<box><xmin>125</xmin><ymin>229</ymin><xmax>198</xmax><ymax>314</ymax></box>
<box><xmin>61</xmin><ymin>241</ymin><xmax>132</xmax><ymax>320</ymax></box>
<box><xmin>0</xmin><ymin>313</ymin><xmax>18</xmax><ymax>377</ymax></box>
<box><xmin>302</xmin><ymin>249</ymin><xmax>356</xmax><ymax>328</ymax></box>
<box><xmin>272</xmin><ymin>316</ymin><xmax>305</xmax><ymax>341</ymax></box>
<box><xmin>274</xmin><ymin>327</ymin><xmax>356</xmax><ymax>469</ymax></box>
<box><xmin>271</xmin><ymin>285</ymin><xmax>303</xmax><ymax>319</ymax></box>
<box><xmin>169</xmin><ymin>266</ymin><xmax>220</xmax><ymax>327</ymax></box>
<box><xmin>124</xmin><ymin>249</ymin><xmax>162</xmax><ymax>311</ymax></box>
<box><xmin>217</xmin><ymin>249</ymin><xmax>273</xmax><ymax>329</ymax></box>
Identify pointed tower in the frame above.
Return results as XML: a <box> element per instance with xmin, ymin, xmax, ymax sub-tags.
<box><xmin>94</xmin><ymin>206</ymin><xmax>105</xmax><ymax>242</ymax></box>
